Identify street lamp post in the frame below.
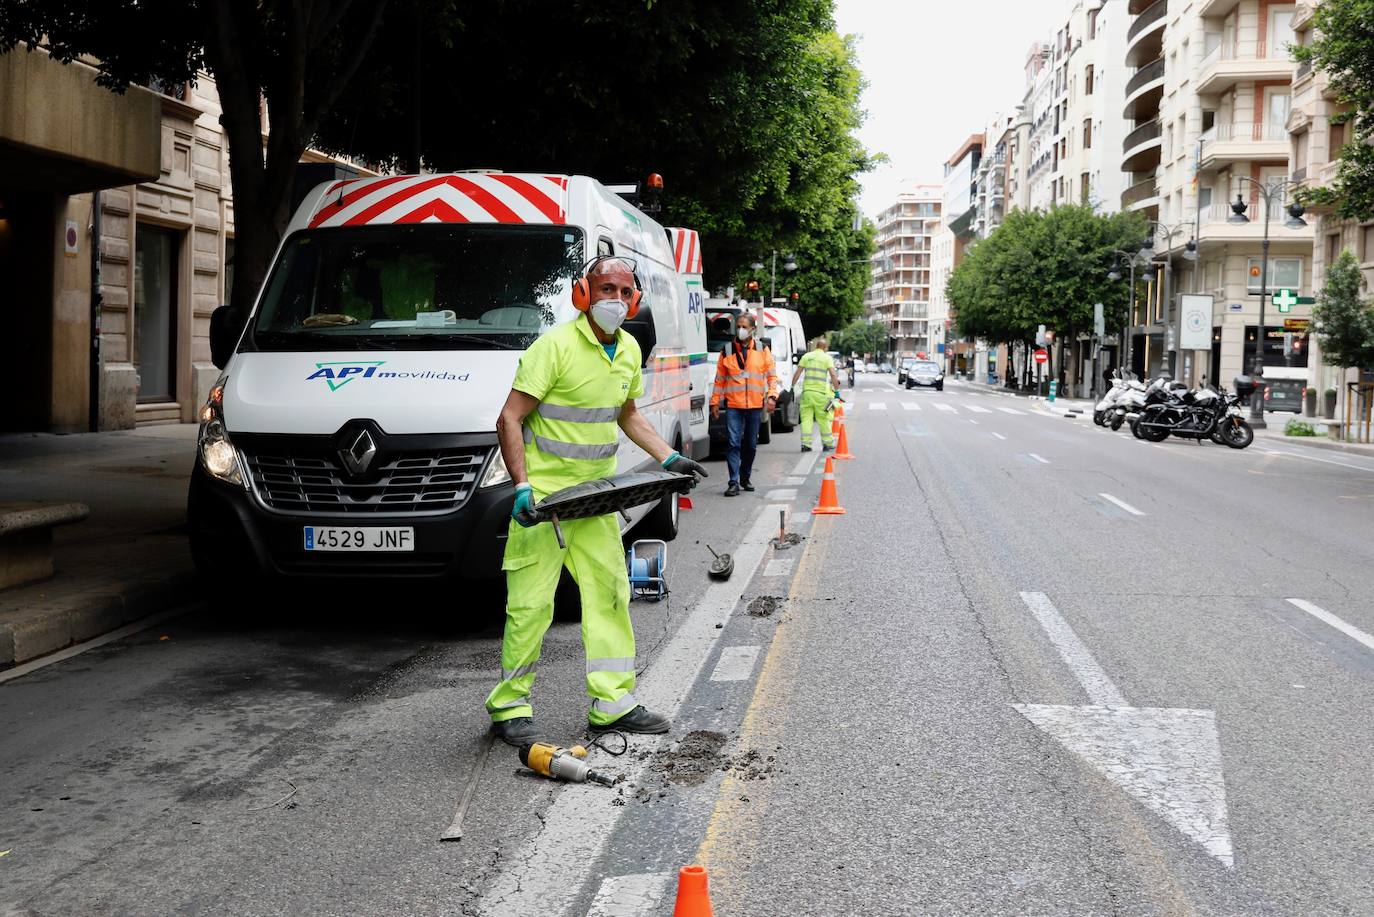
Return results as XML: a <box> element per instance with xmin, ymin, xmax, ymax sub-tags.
<box><xmin>750</xmin><ymin>250</ymin><xmax>797</xmax><ymax>310</ymax></box>
<box><xmin>1139</xmin><ymin>220</ymin><xmax>1199</xmax><ymax>384</ymax></box>
<box><xmin>1108</xmin><ymin>242</ymin><xmax>1152</xmax><ymax>381</ymax></box>
<box><xmin>1227</xmin><ymin>177</ymin><xmax>1307</xmax><ymax>429</ymax></box>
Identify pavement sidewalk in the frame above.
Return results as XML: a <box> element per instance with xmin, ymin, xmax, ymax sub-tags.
<box><xmin>0</xmin><ymin>424</ymin><xmax>199</xmax><ymax>668</ymax></box>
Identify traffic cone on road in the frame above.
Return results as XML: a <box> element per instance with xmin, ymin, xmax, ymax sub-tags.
<box><xmin>832</xmin><ymin>415</ymin><xmax>854</xmax><ymax>460</ymax></box>
<box><xmin>812</xmin><ymin>456</ymin><xmax>846</xmax><ymax>515</ymax></box>
<box><xmin>672</xmin><ymin>865</ymin><xmax>714</xmax><ymax>917</ymax></box>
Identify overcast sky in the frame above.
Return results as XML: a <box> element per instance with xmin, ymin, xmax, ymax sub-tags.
<box><xmin>834</xmin><ymin>0</ymin><xmax>1068</xmax><ymax>217</ymax></box>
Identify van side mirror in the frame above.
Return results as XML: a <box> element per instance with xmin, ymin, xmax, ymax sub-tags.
<box><xmin>792</xmin><ymin>352</ymin><xmax>802</xmax><ymax>364</ymax></box>
<box><xmin>623</xmin><ymin>313</ymin><xmax>657</xmax><ymax>368</ymax></box>
<box><xmin>209</xmin><ymin>304</ymin><xmax>244</xmax><ymax>369</ymax></box>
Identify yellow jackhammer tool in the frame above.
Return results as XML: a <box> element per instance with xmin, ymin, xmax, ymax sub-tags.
<box><xmin>518</xmin><ymin>742</ymin><xmax>618</xmax><ymax>787</ymax></box>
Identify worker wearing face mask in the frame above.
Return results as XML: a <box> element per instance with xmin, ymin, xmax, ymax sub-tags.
<box><xmin>709</xmin><ymin>312</ymin><xmax>778</xmax><ymax>496</ymax></box>
<box><xmin>487</xmin><ymin>256</ymin><xmax>708</xmax><ymax>746</ymax></box>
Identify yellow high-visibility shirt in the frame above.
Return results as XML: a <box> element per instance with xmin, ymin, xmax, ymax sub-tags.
<box><xmin>512</xmin><ymin>315</ymin><xmax>643</xmax><ymax>497</ymax></box>
<box><xmin>799</xmin><ymin>348</ymin><xmax>835</xmax><ymax>396</ymax></box>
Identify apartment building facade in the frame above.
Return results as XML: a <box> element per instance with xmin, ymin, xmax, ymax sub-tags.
<box><xmin>866</xmin><ymin>185</ymin><xmax>942</xmax><ymax>358</ymax></box>
<box><xmin>1122</xmin><ymin>0</ymin><xmax>1312</xmax><ymax>392</ymax></box>
<box><xmin>0</xmin><ymin>48</ymin><xmax>370</xmax><ymax>432</ymax></box>
<box><xmin>1289</xmin><ymin>0</ymin><xmax>1373</xmax><ymax>421</ymax></box>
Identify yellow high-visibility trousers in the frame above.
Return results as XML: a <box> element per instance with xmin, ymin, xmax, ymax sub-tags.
<box><xmin>799</xmin><ymin>390</ymin><xmax>835</xmax><ymax>448</ymax></box>
<box><xmin>485</xmin><ymin>512</ymin><xmax>638</xmax><ymax>726</ymax></box>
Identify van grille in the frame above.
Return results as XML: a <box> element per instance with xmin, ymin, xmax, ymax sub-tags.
<box><xmin>244</xmin><ymin>447</ymin><xmax>490</xmax><ymax>515</ymax></box>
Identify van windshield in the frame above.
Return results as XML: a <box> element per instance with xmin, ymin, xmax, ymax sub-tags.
<box><xmin>706</xmin><ymin>311</ymin><xmax>738</xmax><ymax>349</ymax></box>
<box><xmin>247</xmin><ymin>224</ymin><xmax>582</xmax><ymax>351</ymax></box>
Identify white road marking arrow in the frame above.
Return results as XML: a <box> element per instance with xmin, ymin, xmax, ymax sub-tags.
<box><xmin>1016</xmin><ymin>592</ymin><xmax>1234</xmax><ymax>867</ymax></box>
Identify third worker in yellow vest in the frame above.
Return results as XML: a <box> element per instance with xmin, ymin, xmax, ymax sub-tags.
<box><xmin>792</xmin><ymin>337</ymin><xmax>841</xmax><ymax>452</ymax></box>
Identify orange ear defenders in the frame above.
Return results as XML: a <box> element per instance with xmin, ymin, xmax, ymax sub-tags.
<box><xmin>572</xmin><ymin>256</ymin><xmax>643</xmax><ymax>318</ymax></box>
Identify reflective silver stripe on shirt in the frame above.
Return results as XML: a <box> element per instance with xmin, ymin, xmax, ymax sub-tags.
<box><xmin>586</xmin><ymin>656</ymin><xmax>637</xmax><ymax>675</ymax></box>
<box><xmin>539</xmin><ymin>403</ymin><xmax>622</xmax><ymax>424</ymax></box>
<box><xmin>534</xmin><ymin>435</ymin><xmax>619</xmax><ymax>460</ymax></box>
<box><xmin>502</xmin><ymin>663</ymin><xmax>537</xmax><ymax>681</ymax></box>
<box><xmin>591</xmin><ymin>693</ymin><xmax>639</xmax><ymax>717</ymax></box>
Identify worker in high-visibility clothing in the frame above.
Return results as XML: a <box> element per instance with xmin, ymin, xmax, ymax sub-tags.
<box><xmin>486</xmin><ymin>257</ymin><xmax>708</xmax><ymax>746</ymax></box>
<box><xmin>792</xmin><ymin>336</ymin><xmax>842</xmax><ymax>452</ymax></box>
<box><xmin>710</xmin><ymin>312</ymin><xmax>778</xmax><ymax>496</ymax></box>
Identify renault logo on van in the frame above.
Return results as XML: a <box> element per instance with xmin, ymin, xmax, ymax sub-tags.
<box><xmin>339</xmin><ymin>428</ymin><xmax>378</xmax><ymax>475</ymax></box>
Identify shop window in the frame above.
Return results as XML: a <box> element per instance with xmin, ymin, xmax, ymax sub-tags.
<box><xmin>135</xmin><ymin>226</ymin><xmax>179</xmax><ymax>403</ymax></box>
<box><xmin>1362</xmin><ymin>225</ymin><xmax>1374</xmax><ymax>264</ymax></box>
<box><xmin>1245</xmin><ymin>257</ymin><xmax>1302</xmax><ymax>292</ymax></box>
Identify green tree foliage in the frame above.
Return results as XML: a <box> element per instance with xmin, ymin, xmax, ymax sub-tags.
<box><xmin>829</xmin><ymin>318</ymin><xmax>888</xmax><ymax>359</ymax></box>
<box><xmin>316</xmin><ymin>3</ymin><xmax>875</xmax><ymax>317</ymax></box>
<box><xmin>5</xmin><ymin>1</ymin><xmax>873</xmax><ymax>324</ymax></box>
<box><xmin>1293</xmin><ymin>0</ymin><xmax>1374</xmax><ymax>220</ymax></box>
<box><xmin>0</xmin><ymin>0</ymin><xmax>418</xmax><ymax>316</ymax></box>
<box><xmin>1313</xmin><ymin>250</ymin><xmax>1374</xmax><ymax>369</ymax></box>
<box><xmin>945</xmin><ymin>204</ymin><xmax>1146</xmax><ymax>345</ymax></box>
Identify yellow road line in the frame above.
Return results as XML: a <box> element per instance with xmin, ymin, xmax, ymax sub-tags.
<box><xmin>694</xmin><ymin>513</ymin><xmax>836</xmax><ymax>872</ymax></box>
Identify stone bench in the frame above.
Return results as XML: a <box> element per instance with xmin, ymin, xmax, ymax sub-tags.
<box><xmin>0</xmin><ymin>502</ymin><xmax>90</xmax><ymax>591</ymax></box>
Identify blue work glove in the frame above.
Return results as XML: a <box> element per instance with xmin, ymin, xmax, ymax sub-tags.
<box><xmin>662</xmin><ymin>451</ymin><xmax>709</xmax><ymax>488</ymax></box>
<box><xmin>511</xmin><ymin>483</ymin><xmax>537</xmax><ymax>527</ymax></box>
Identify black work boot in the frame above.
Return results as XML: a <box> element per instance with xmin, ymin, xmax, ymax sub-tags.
<box><xmin>800</xmin><ymin>444</ymin><xmax>813</xmax><ymax>452</ymax></box>
<box><xmin>725</xmin><ymin>482</ymin><xmax>740</xmax><ymax>496</ymax></box>
<box><xmin>591</xmin><ymin>705</ymin><xmax>670</xmax><ymax>735</ymax></box>
<box><xmin>490</xmin><ymin>716</ymin><xmax>540</xmax><ymax>747</ymax></box>
<box><xmin>741</xmin><ymin>480</ymin><xmax>755</xmax><ymax>492</ymax></box>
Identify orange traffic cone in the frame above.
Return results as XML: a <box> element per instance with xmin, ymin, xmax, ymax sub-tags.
<box><xmin>812</xmin><ymin>456</ymin><xmax>846</xmax><ymax>515</ymax></box>
<box><xmin>672</xmin><ymin>865</ymin><xmax>714</xmax><ymax>917</ymax></box>
<box><xmin>834</xmin><ymin>402</ymin><xmax>845</xmax><ymax>419</ymax></box>
<box><xmin>832</xmin><ymin>415</ymin><xmax>855</xmax><ymax>460</ymax></box>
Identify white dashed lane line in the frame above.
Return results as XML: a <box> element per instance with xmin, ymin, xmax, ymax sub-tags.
<box><xmin>709</xmin><ymin>645</ymin><xmax>763</xmax><ymax>682</ymax></box>
<box><xmin>1099</xmin><ymin>493</ymin><xmax>1146</xmax><ymax>516</ymax></box>
<box><xmin>901</xmin><ymin>402</ymin><xmax>921</xmax><ymax>411</ymax></box>
<box><xmin>1286</xmin><ymin>599</ymin><xmax>1374</xmax><ymax>653</ymax></box>
<box><xmin>997</xmin><ymin>407</ymin><xmax>1025</xmax><ymax>415</ymax></box>
<box><xmin>934</xmin><ymin>403</ymin><xmax>957</xmax><ymax>413</ymax></box>
<box><xmin>991</xmin><ymin>432</ymin><xmax>1006</xmax><ymax>440</ymax></box>
<box><xmin>967</xmin><ymin>405</ymin><xmax>992</xmax><ymax>413</ymax></box>
<box><xmin>870</xmin><ymin>402</ymin><xmax>888</xmax><ymax>410</ymax></box>
<box><xmin>1029</xmin><ymin>453</ymin><xmax>1051</xmax><ymax>464</ymax></box>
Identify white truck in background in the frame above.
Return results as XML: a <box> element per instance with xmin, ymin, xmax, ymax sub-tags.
<box><xmin>761</xmin><ymin>306</ymin><xmax>805</xmax><ymax>435</ymax></box>
<box><xmin>667</xmin><ymin>227</ymin><xmax>711</xmax><ymax>459</ymax></box>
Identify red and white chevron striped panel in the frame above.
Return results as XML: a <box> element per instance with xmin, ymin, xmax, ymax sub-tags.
<box><xmin>308</xmin><ymin>174</ymin><xmax>570</xmax><ymax>229</ymax></box>
<box><xmin>667</xmin><ymin>227</ymin><xmax>704</xmax><ymax>275</ymax></box>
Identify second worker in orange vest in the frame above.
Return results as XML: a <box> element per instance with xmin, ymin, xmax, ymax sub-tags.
<box><xmin>709</xmin><ymin>313</ymin><xmax>779</xmax><ymax>496</ymax></box>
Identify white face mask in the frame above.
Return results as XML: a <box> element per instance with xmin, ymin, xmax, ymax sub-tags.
<box><xmin>590</xmin><ymin>299</ymin><xmax>628</xmax><ymax>334</ymax></box>
<box><xmin>736</xmin><ymin>326</ymin><xmax>753</xmax><ymax>341</ymax></box>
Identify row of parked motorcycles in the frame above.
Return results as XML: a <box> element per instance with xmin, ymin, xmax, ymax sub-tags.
<box><xmin>1092</xmin><ymin>373</ymin><xmax>1255</xmax><ymax>449</ymax></box>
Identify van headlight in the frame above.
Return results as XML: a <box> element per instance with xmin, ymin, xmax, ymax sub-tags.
<box><xmin>479</xmin><ymin>448</ymin><xmax>511</xmax><ymax>488</ymax></box>
<box><xmin>198</xmin><ymin>376</ymin><xmax>244</xmax><ymax>486</ymax></box>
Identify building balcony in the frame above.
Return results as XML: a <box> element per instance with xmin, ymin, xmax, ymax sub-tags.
<box><xmin>1121</xmin><ymin>120</ymin><xmax>1162</xmax><ymax>172</ymax></box>
<box><xmin>1198</xmin><ymin>122</ymin><xmax>1291</xmax><ymax>169</ymax></box>
<box><xmin>1126</xmin><ymin>0</ymin><xmax>1167</xmax><ymax>68</ymax></box>
<box><xmin>1196</xmin><ymin>45</ymin><xmax>1295</xmax><ymax>96</ymax></box>
<box><xmin>1122</xmin><ymin>177</ymin><xmax>1160</xmax><ymax>211</ymax></box>
<box><xmin>1196</xmin><ymin>0</ymin><xmax>1241</xmax><ymax>16</ymax></box>
<box><xmin>1123</xmin><ymin>56</ymin><xmax>1165</xmax><ymax>121</ymax></box>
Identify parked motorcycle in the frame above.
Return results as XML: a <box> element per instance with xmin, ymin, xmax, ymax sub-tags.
<box><xmin>1093</xmin><ymin>375</ymin><xmax>1140</xmax><ymax>426</ymax></box>
<box><xmin>1134</xmin><ymin>384</ymin><xmax>1253</xmax><ymax>449</ymax></box>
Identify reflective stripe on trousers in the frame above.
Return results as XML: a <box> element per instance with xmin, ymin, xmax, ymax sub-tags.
<box><xmin>485</xmin><ymin>513</ymin><xmax>636</xmax><ymax>724</ymax></box>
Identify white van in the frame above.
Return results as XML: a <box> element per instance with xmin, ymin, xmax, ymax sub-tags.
<box><xmin>761</xmin><ymin>306</ymin><xmax>806</xmax><ymax>434</ymax></box>
<box><xmin>703</xmin><ymin>300</ymin><xmax>743</xmax><ymax>450</ymax></box>
<box><xmin>667</xmin><ymin>227</ymin><xmax>710</xmax><ymax>459</ymax></box>
<box><xmin>189</xmin><ymin>172</ymin><xmax>695</xmax><ymax>584</ymax></box>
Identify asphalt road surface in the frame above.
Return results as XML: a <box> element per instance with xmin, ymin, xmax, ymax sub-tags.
<box><xmin>3</xmin><ymin>373</ymin><xmax>1372</xmax><ymax>916</ymax></box>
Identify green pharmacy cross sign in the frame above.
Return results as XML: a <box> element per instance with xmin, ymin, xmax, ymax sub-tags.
<box><xmin>1269</xmin><ymin>288</ymin><xmax>1313</xmax><ymax>313</ymax></box>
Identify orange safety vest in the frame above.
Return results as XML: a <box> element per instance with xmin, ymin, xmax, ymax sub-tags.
<box><xmin>711</xmin><ymin>341</ymin><xmax>778</xmax><ymax>410</ymax></box>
